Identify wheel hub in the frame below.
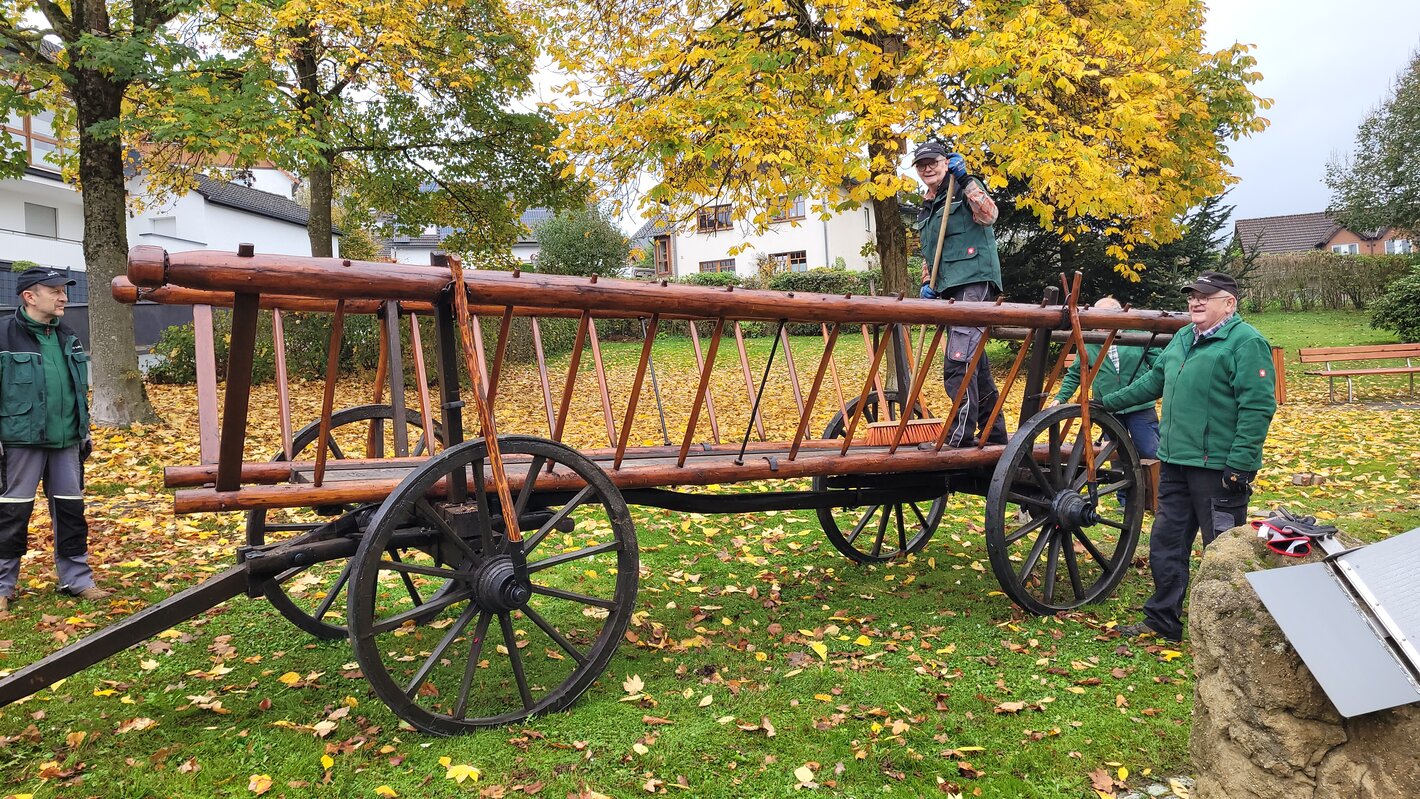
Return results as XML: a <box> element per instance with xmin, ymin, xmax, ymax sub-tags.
<box><xmin>471</xmin><ymin>555</ymin><xmax>531</xmax><ymax>612</ymax></box>
<box><xmin>1051</xmin><ymin>491</ymin><xmax>1099</xmax><ymax>528</ymax></box>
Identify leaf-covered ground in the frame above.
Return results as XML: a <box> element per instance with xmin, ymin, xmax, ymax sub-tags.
<box><xmin>0</xmin><ymin>310</ymin><xmax>1416</xmax><ymax>799</ymax></box>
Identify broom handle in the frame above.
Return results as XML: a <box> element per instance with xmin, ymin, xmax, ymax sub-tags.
<box><xmin>926</xmin><ymin>174</ymin><xmax>956</xmax><ymax>293</ymax></box>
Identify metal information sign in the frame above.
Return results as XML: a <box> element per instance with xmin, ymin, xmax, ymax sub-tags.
<box><xmin>1248</xmin><ymin>525</ymin><xmax>1420</xmax><ymax>718</ymax></box>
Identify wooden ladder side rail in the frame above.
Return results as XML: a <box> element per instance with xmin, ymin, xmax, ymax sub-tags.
<box><xmin>552</xmin><ymin>312</ymin><xmax>592</xmax><ymax>444</ymax></box>
<box><xmin>822</xmin><ymin>323</ymin><xmax>850</xmax><ymax>427</ymax></box>
<box><xmin>408</xmin><ymin>314</ymin><xmax>437</xmax><ymax>455</ymax></box>
<box><xmin>215</xmin><ymin>292</ymin><xmax>262</xmax><ymax>492</ymax></box>
<box><xmin>193</xmin><ymin>303</ymin><xmax>220</xmax><ymax>465</ymax></box>
<box><xmin>486</xmin><ymin>307</ymin><xmax>514</xmax><ymax>409</ymax></box>
<box><xmin>688</xmin><ymin>320</ymin><xmax>722</xmax><ymax>444</ymax></box>
<box><xmin>311</xmin><ymin>300</ymin><xmax>346</xmax><ymax>488</ymax></box>
<box><xmin>382</xmin><ymin>300</ymin><xmax>410</xmax><ymax>457</ymax></box>
<box><xmin>530</xmin><ymin>318</ymin><xmax>557</xmax><ymax>438</ymax></box>
<box><xmin>615</xmin><ymin>314</ymin><xmax>661</xmax><ymax>470</ymax></box>
<box><xmin>369</xmin><ymin>311</ymin><xmax>390</xmax><ymax>456</ymax></box>
<box><xmin>780</xmin><ymin>324</ymin><xmax>805</xmax><ymax>417</ymax></box>
<box><xmin>788</xmin><ymin>323</ymin><xmax>842</xmax><ymax>460</ymax></box>
<box><xmin>733</xmin><ymin>322</ymin><xmax>767</xmax><ymax>442</ymax></box>
<box><xmin>587</xmin><ymin>317</ymin><xmax>620</xmax><ymax>448</ymax></box>
<box><xmin>862</xmin><ymin>324</ymin><xmax>890</xmax><ymax>414</ymax></box>
<box><xmin>272</xmin><ymin>310</ymin><xmax>293</xmax><ymax>461</ymax></box>
<box><xmin>677</xmin><ymin>318</ymin><xmax>726</xmax><ymax>467</ymax></box>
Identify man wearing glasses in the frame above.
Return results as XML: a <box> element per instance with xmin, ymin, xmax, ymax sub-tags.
<box><xmin>1094</xmin><ymin>271</ymin><xmax>1276</xmax><ymax>643</ymax></box>
<box><xmin>911</xmin><ymin>140</ymin><xmax>1008</xmax><ymax>447</ymax></box>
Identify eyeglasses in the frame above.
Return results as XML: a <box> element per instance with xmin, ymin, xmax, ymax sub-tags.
<box><xmin>914</xmin><ymin>160</ymin><xmax>944</xmax><ymax>172</ymax></box>
<box><xmin>1187</xmin><ymin>293</ymin><xmax>1232</xmax><ymax>305</ymax></box>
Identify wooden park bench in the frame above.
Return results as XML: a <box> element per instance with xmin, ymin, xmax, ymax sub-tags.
<box><xmin>1299</xmin><ymin>343</ymin><xmax>1420</xmax><ymax>403</ymax></box>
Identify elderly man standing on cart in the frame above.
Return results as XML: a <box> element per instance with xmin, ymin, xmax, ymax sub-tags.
<box><xmin>913</xmin><ymin>141</ymin><xmax>1008</xmax><ymax>448</ymax></box>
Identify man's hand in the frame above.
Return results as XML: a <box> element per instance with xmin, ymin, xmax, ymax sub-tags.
<box><xmin>946</xmin><ymin>153</ymin><xmax>968</xmax><ymax>182</ymax></box>
<box><xmin>1222</xmin><ymin>466</ymin><xmax>1255</xmax><ymax>494</ymax></box>
<box><xmin>1087</xmin><ymin>399</ymin><xmax>1109</xmax><ymax>416</ymax></box>
<box><xmin>80</xmin><ymin>437</ymin><xmax>93</xmax><ymax>462</ymax></box>
<box><xmin>919</xmin><ymin>284</ymin><xmax>939</xmax><ymax>299</ymax></box>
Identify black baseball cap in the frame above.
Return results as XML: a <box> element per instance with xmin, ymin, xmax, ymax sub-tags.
<box><xmin>15</xmin><ymin>267</ymin><xmax>77</xmax><ymax>295</ymax></box>
<box><xmin>912</xmin><ymin>141</ymin><xmax>949</xmax><ymax>165</ymax></box>
<box><xmin>1181</xmin><ymin>271</ymin><xmax>1238</xmax><ymax>297</ymax></box>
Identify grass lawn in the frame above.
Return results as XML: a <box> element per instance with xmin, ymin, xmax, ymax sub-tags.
<box><xmin>0</xmin><ymin>310</ymin><xmax>1415</xmax><ymax>799</ymax></box>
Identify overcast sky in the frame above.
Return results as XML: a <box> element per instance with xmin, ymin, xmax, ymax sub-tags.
<box><xmin>1204</xmin><ymin>2</ymin><xmax>1420</xmax><ymax>223</ymax></box>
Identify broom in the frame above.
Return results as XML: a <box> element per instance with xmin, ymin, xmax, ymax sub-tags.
<box><xmin>864</xmin><ymin>175</ymin><xmax>955</xmax><ymax>448</ymax></box>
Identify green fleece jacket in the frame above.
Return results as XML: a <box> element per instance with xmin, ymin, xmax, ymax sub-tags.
<box><xmin>1099</xmin><ymin>315</ymin><xmax>1276</xmax><ymax>471</ymax></box>
<box><xmin>1054</xmin><ymin>338</ymin><xmax>1160</xmax><ymax>414</ymax></box>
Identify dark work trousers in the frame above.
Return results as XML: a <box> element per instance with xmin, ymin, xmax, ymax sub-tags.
<box><xmin>941</xmin><ymin>281</ymin><xmax>1009</xmax><ymax>447</ymax></box>
<box><xmin>0</xmin><ymin>445</ymin><xmax>94</xmax><ymax>598</ymax></box>
<box><xmin>1143</xmin><ymin>462</ymin><xmax>1250</xmax><ymax>640</ymax></box>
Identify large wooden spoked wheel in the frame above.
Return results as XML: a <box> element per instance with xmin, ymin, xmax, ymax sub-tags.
<box><xmin>812</xmin><ymin>392</ymin><xmax>949</xmax><ymax>562</ymax></box>
<box><xmin>985</xmin><ymin>404</ymin><xmax>1144</xmax><ymax>615</ymax></box>
<box><xmin>246</xmin><ymin>404</ymin><xmax>436</xmax><ymax>639</ymax></box>
<box><xmin>348</xmin><ymin>435</ymin><xmax>638</xmax><ymax>734</ymax></box>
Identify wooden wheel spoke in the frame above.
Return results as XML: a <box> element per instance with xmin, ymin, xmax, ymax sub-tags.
<box><xmin>499</xmin><ymin>612</ymin><xmax>534</xmax><ymax>710</ymax></box>
<box><xmin>521</xmin><ymin>604</ymin><xmax>589</xmax><ymax>665</ymax></box>
<box><xmin>1096</xmin><ymin>517</ymin><xmax>1128</xmax><ymax>531</ymax></box>
<box><xmin>1015</xmin><ymin>524</ymin><xmax>1054</xmax><ymax>582</ymax></box>
<box><xmin>511</xmin><ymin>455</ymin><xmax>546</xmax><ymax>523</ymax></box>
<box><xmin>524</xmin><ymin>485</ymin><xmax>597</xmax><ymax>555</ymax></box>
<box><xmin>1069</xmin><ymin>438</ymin><xmax>1121</xmax><ymax>491</ymax></box>
<box><xmin>1042</xmin><ymin>534</ymin><xmax>1061</xmax><ymax>604</ymax></box>
<box><xmin>1008</xmin><ymin>491</ymin><xmax>1052</xmax><ymax>509</ymax></box>
<box><xmin>530</xmin><ymin>583</ymin><xmax>619</xmax><ymax>610</ymax></box>
<box><xmin>526</xmin><ymin>540</ymin><xmax>622</xmax><ymax>574</ymax></box>
<box><xmin>1071</xmin><ymin>526</ymin><xmax>1113</xmax><ymax>570</ymax></box>
<box><xmin>1048</xmin><ymin>424</ymin><xmax>1064</xmax><ymax>487</ymax></box>
<box><xmin>369</xmin><ymin>587</ymin><xmax>477</xmax><ymax>635</ymax></box>
<box><xmin>843</xmin><ymin>504</ymin><xmax>882</xmax><ymax>546</ymax></box>
<box><xmin>870</xmin><ymin>504</ymin><xmax>891</xmax><ymax>558</ymax></box>
<box><xmin>454</xmin><ymin>611</ymin><xmax>494</xmax><ymax>719</ymax></box>
<box><xmin>907</xmin><ymin>501</ymin><xmax>930</xmax><ymax>530</ymax></box>
<box><xmin>1005</xmin><ymin>512</ymin><xmax>1052</xmax><ymax>545</ymax></box>
<box><xmin>377</xmin><ymin>557</ymin><xmax>470</xmax><ymax>582</ymax></box>
<box><xmin>1094</xmin><ymin>479</ymin><xmax>1131</xmax><ymax>496</ymax></box>
<box><xmin>311</xmin><ymin>560</ymin><xmax>353</xmax><ymax>621</ymax></box>
<box><xmin>894</xmin><ymin>505</ymin><xmax>908</xmax><ymax>553</ymax></box>
<box><xmin>1025</xmin><ymin>455</ymin><xmax>1057</xmax><ymax>494</ymax></box>
<box><xmin>387</xmin><ymin>549</ymin><xmax>427</xmax><ymax>609</ymax></box>
<box><xmin>1060</xmin><ymin>528</ymin><xmax>1086</xmax><ymax>600</ymax></box>
<box><xmin>324</xmin><ymin>435</ymin><xmax>346</xmax><ymax>461</ymax></box>
<box><xmin>405</xmin><ymin>602</ymin><xmax>480</xmax><ymax>698</ymax></box>
<box><xmin>1063</xmin><ymin>427</ymin><xmax>1088</xmax><ymax>488</ymax></box>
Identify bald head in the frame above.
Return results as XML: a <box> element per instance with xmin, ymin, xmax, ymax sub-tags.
<box><xmin>1094</xmin><ymin>296</ymin><xmax>1122</xmax><ymax>311</ymax></box>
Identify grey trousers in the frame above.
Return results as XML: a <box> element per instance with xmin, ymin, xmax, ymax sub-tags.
<box><xmin>0</xmin><ymin>444</ymin><xmax>95</xmax><ymax>597</ymax></box>
<box><xmin>941</xmin><ymin>282</ymin><xmax>1009</xmax><ymax>447</ymax></box>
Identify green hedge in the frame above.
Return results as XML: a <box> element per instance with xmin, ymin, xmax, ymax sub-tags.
<box><xmin>1243</xmin><ymin>252</ymin><xmax>1416</xmax><ymax>311</ymax></box>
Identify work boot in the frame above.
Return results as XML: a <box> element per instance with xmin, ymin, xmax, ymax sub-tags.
<box><xmin>67</xmin><ymin>586</ymin><xmax>111</xmax><ymax>601</ymax></box>
<box><xmin>0</xmin><ymin>595</ymin><xmax>9</xmax><ymax>614</ymax></box>
<box><xmin>1115</xmin><ymin>621</ymin><xmax>1179</xmax><ymax>644</ymax></box>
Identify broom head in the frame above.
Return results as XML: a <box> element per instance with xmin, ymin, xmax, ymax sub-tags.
<box><xmin>864</xmin><ymin>418</ymin><xmax>944</xmax><ymax>447</ymax></box>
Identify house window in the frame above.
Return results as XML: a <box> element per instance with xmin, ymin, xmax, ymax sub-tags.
<box><xmin>699</xmin><ymin>258</ymin><xmax>735</xmax><ymax>273</ymax></box>
<box><xmin>696</xmin><ymin>204</ymin><xmax>733</xmax><ymax>233</ymax></box>
<box><xmin>1330</xmin><ymin>243</ymin><xmax>1359</xmax><ymax>255</ymax></box>
<box><xmin>23</xmin><ymin>203</ymin><xmax>57</xmax><ymax>238</ymax></box>
<box><xmin>770</xmin><ymin>250</ymin><xmax>808</xmax><ymax>272</ymax></box>
<box><xmin>151</xmin><ymin>216</ymin><xmax>177</xmax><ymax>237</ymax></box>
<box><xmin>770</xmin><ymin>196</ymin><xmax>805</xmax><ymax>222</ymax></box>
<box><xmin>1</xmin><ymin>109</ymin><xmax>64</xmax><ymax>174</ymax></box>
<box><xmin>1385</xmin><ymin>239</ymin><xmax>1413</xmax><ymax>255</ymax></box>
<box><xmin>653</xmin><ymin>236</ymin><xmax>672</xmax><ymax>276</ymax></box>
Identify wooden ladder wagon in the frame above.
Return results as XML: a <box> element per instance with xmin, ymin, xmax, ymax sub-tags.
<box><xmin>0</xmin><ymin>246</ymin><xmax>1185</xmax><ymax>734</ymax></box>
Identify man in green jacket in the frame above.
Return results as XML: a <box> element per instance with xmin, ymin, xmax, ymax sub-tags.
<box><xmin>1096</xmin><ymin>272</ymin><xmax>1276</xmax><ymax>643</ymax></box>
<box><xmin>0</xmin><ymin>268</ymin><xmax>109</xmax><ymax>615</ymax></box>
<box><xmin>1050</xmin><ymin>297</ymin><xmax>1160</xmax><ymax>505</ymax></box>
<box><xmin>912</xmin><ymin>141</ymin><xmax>1007</xmax><ymax>447</ymax></box>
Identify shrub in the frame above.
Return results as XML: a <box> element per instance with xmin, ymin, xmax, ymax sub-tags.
<box><xmin>678</xmin><ymin>271</ymin><xmax>743</xmax><ymax>288</ymax></box>
<box><xmin>1242</xmin><ymin>252</ymin><xmax>1414</xmax><ymax>312</ymax></box>
<box><xmin>1369</xmin><ymin>264</ymin><xmax>1420</xmax><ymax>342</ymax></box>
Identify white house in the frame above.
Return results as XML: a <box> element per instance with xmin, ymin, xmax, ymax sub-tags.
<box><xmin>633</xmin><ymin>192</ymin><xmax>878</xmax><ymax>279</ymax></box>
<box><xmin>379</xmin><ymin>208</ymin><xmax>552</xmax><ymax>266</ymax></box>
<box><xmin>2</xmin><ymin>107</ymin><xmax>339</xmax><ymax>279</ymax></box>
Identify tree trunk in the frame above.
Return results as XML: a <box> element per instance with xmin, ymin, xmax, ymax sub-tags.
<box><xmin>73</xmin><ymin>69</ymin><xmax>158</xmax><ymax>425</ymax></box>
<box><xmin>305</xmin><ymin>159</ymin><xmax>334</xmax><ymax>257</ymax></box>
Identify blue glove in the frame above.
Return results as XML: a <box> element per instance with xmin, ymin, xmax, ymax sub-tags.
<box><xmin>919</xmin><ymin>284</ymin><xmax>939</xmax><ymax>299</ymax></box>
<box><xmin>946</xmin><ymin>153</ymin><xmax>968</xmax><ymax>182</ymax></box>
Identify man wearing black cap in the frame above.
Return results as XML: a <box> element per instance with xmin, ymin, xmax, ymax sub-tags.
<box><xmin>1094</xmin><ymin>271</ymin><xmax>1276</xmax><ymax>642</ymax></box>
<box><xmin>911</xmin><ymin>140</ymin><xmax>1008</xmax><ymax>447</ymax></box>
<box><xmin>0</xmin><ymin>267</ymin><xmax>108</xmax><ymax>614</ymax></box>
